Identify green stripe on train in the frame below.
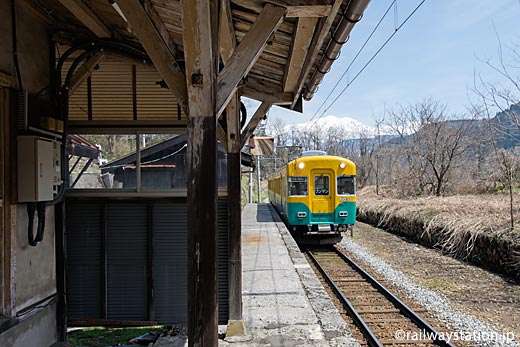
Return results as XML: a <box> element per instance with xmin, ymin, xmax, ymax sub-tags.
<box><xmin>286</xmin><ymin>202</ymin><xmax>356</xmax><ymax>225</ymax></box>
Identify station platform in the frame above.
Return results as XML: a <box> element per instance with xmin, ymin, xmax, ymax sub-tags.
<box><xmin>155</xmin><ymin>203</ymin><xmax>358</xmax><ymax>346</ymax></box>
<box><xmin>229</xmin><ymin>203</ymin><xmax>358</xmax><ymax>347</ymax></box>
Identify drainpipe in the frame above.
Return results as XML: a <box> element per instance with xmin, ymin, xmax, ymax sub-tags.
<box><xmin>304</xmin><ymin>0</ymin><xmax>371</xmax><ymax>100</ymax></box>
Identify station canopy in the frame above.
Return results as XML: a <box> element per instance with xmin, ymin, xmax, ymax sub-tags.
<box><xmin>33</xmin><ymin>0</ymin><xmax>370</xmax><ymax>117</ymax></box>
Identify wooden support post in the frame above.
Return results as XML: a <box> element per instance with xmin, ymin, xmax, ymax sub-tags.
<box><xmin>240</xmin><ymin>102</ymin><xmax>272</xmax><ymax>149</ymax></box>
<box><xmin>182</xmin><ymin>0</ymin><xmax>219</xmax><ymax>346</ymax></box>
<box><xmin>1</xmin><ymin>88</ymin><xmax>15</xmax><ymax>318</ymax></box>
<box><xmin>226</xmin><ymin>94</ymin><xmax>245</xmax><ymax>336</ymax></box>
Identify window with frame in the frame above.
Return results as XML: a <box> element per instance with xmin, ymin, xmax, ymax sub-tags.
<box><xmin>67</xmin><ymin>133</ymin><xmax>227</xmax><ymax>190</ymax></box>
<box><xmin>314</xmin><ymin>175</ymin><xmax>329</xmax><ymax>196</ymax></box>
<box><xmin>337</xmin><ymin>176</ymin><xmax>355</xmax><ymax>195</ymax></box>
<box><xmin>288</xmin><ymin>176</ymin><xmax>308</xmax><ymax>196</ymax></box>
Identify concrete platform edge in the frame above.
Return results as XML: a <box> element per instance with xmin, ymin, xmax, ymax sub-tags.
<box><xmin>266</xmin><ymin>204</ymin><xmax>361</xmax><ymax>346</ymax></box>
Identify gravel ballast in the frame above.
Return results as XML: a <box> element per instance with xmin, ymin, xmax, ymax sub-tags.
<box><xmin>340</xmin><ymin>237</ymin><xmax>517</xmax><ymax>347</ymax></box>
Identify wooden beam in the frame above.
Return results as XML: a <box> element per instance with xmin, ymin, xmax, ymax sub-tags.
<box><xmin>292</xmin><ymin>0</ymin><xmax>342</xmax><ymax>106</ymax></box>
<box><xmin>58</xmin><ymin>0</ymin><xmax>111</xmax><ymax>38</ymax></box>
<box><xmin>19</xmin><ymin>0</ymin><xmax>56</xmax><ymax>25</ymax></box>
<box><xmin>232</xmin><ymin>0</ymin><xmax>332</xmax><ymax>17</ymax></box>
<box><xmin>242</xmin><ymin>85</ymin><xmax>294</xmax><ymax>105</ymax></box>
<box><xmin>116</xmin><ymin>0</ymin><xmax>188</xmax><ymax>111</ymax></box>
<box><xmin>219</xmin><ymin>0</ymin><xmax>237</xmax><ymax>65</ymax></box>
<box><xmin>68</xmin><ymin>52</ymin><xmax>105</xmax><ymax>95</ymax></box>
<box><xmin>140</xmin><ymin>0</ymin><xmax>179</xmax><ymax>56</ymax></box>
<box><xmin>241</xmin><ymin>101</ymin><xmax>272</xmax><ymax>148</ymax></box>
<box><xmin>216</xmin><ymin>4</ymin><xmax>286</xmax><ymax>117</ymax></box>
<box><xmin>285</xmin><ymin>5</ymin><xmax>331</xmax><ymax>17</ymax></box>
<box><xmin>283</xmin><ymin>17</ymin><xmax>318</xmax><ymax>92</ymax></box>
<box><xmin>182</xmin><ymin>0</ymin><xmax>219</xmax><ymax>346</ymax></box>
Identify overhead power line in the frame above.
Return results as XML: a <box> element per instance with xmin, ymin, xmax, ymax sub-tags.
<box><xmin>305</xmin><ymin>0</ymin><xmax>397</xmax><ymax>132</ymax></box>
<box><xmin>304</xmin><ymin>0</ymin><xmax>428</xmax><ymax>133</ymax></box>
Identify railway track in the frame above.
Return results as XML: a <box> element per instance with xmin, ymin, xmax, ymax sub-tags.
<box><xmin>307</xmin><ymin>246</ymin><xmax>456</xmax><ymax>347</ymax></box>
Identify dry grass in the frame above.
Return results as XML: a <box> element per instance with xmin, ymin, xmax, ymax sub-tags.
<box><xmin>357</xmin><ymin>186</ymin><xmax>520</xmax><ymax>268</ymax></box>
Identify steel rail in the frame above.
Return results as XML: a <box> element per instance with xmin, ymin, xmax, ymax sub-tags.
<box><xmin>332</xmin><ymin>247</ymin><xmax>456</xmax><ymax>347</ymax></box>
<box><xmin>307</xmin><ymin>249</ymin><xmax>383</xmax><ymax>347</ymax></box>
<box><xmin>308</xmin><ymin>247</ymin><xmax>456</xmax><ymax>347</ymax></box>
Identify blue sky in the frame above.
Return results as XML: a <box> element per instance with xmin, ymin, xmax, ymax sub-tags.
<box><xmin>264</xmin><ymin>0</ymin><xmax>520</xmax><ymax>126</ymax></box>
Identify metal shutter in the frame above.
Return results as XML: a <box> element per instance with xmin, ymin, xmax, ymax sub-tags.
<box><xmin>106</xmin><ymin>203</ymin><xmax>149</xmax><ymax>320</ymax></box>
<box><xmin>152</xmin><ymin>203</ymin><xmax>188</xmax><ymax>323</ymax></box>
<box><xmin>66</xmin><ymin>198</ymin><xmax>229</xmax><ymax>324</ymax></box>
<box><xmin>66</xmin><ymin>201</ymin><xmax>103</xmax><ymax>319</ymax></box>
<box><xmin>218</xmin><ymin>197</ymin><xmax>229</xmax><ymax>324</ymax></box>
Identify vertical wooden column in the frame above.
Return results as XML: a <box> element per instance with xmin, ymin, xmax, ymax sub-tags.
<box><xmin>182</xmin><ymin>0</ymin><xmax>219</xmax><ymax>346</ymax></box>
<box><xmin>226</xmin><ymin>94</ymin><xmax>244</xmax><ymax>330</ymax></box>
<box><xmin>1</xmin><ymin>88</ymin><xmax>16</xmax><ymax>318</ymax></box>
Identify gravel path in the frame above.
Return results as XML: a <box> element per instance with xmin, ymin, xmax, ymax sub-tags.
<box><xmin>340</xmin><ymin>225</ymin><xmax>518</xmax><ymax>347</ymax></box>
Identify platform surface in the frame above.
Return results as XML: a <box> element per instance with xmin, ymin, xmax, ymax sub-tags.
<box><xmin>233</xmin><ymin>204</ymin><xmax>358</xmax><ymax>347</ymax></box>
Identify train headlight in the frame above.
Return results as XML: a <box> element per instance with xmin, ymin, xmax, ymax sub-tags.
<box><xmin>297</xmin><ymin>212</ymin><xmax>307</xmax><ymax>218</ymax></box>
<box><xmin>298</xmin><ymin>162</ymin><xmax>305</xmax><ymax>169</ymax></box>
<box><xmin>339</xmin><ymin>211</ymin><xmax>348</xmax><ymax>217</ymax></box>
<box><xmin>340</xmin><ymin>162</ymin><xmax>346</xmax><ymax>169</ymax></box>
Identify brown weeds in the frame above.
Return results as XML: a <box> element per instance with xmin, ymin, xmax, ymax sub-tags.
<box><xmin>357</xmin><ymin>186</ymin><xmax>520</xmax><ymax>271</ymax></box>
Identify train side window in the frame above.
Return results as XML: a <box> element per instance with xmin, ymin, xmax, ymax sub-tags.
<box><xmin>337</xmin><ymin>176</ymin><xmax>355</xmax><ymax>195</ymax></box>
<box><xmin>288</xmin><ymin>176</ymin><xmax>308</xmax><ymax>196</ymax></box>
<box><xmin>314</xmin><ymin>175</ymin><xmax>329</xmax><ymax>195</ymax></box>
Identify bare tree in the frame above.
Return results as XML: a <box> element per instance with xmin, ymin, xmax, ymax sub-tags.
<box><xmin>385</xmin><ymin>99</ymin><xmax>474</xmax><ymax>196</ymax></box>
<box><xmin>497</xmin><ymin>148</ymin><xmax>518</xmax><ymax>229</ymax></box>
<box><xmin>472</xmin><ymin>37</ymin><xmax>520</xmax><ymax>230</ymax></box>
<box><xmin>385</xmin><ymin>102</ymin><xmax>429</xmax><ymax>195</ymax></box>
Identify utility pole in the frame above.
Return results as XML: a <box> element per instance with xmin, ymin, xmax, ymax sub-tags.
<box><xmin>256</xmin><ymin>156</ymin><xmax>261</xmax><ymax>203</ymax></box>
<box><xmin>375</xmin><ymin>117</ymin><xmax>383</xmax><ymax>196</ymax></box>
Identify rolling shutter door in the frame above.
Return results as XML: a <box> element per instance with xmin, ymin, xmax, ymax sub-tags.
<box><xmin>153</xmin><ymin>203</ymin><xmax>188</xmax><ymax>323</ymax></box>
<box><xmin>66</xmin><ymin>198</ymin><xmax>229</xmax><ymax>323</ymax></box>
<box><xmin>66</xmin><ymin>201</ymin><xmax>103</xmax><ymax>319</ymax></box>
<box><xmin>106</xmin><ymin>203</ymin><xmax>148</xmax><ymax>320</ymax></box>
<box><xmin>217</xmin><ymin>197</ymin><xmax>229</xmax><ymax>324</ymax></box>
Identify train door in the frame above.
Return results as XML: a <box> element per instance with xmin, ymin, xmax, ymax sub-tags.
<box><xmin>311</xmin><ymin>169</ymin><xmax>333</xmax><ymax>220</ymax></box>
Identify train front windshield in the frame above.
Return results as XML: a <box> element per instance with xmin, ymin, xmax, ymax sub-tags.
<box><xmin>337</xmin><ymin>176</ymin><xmax>355</xmax><ymax>195</ymax></box>
<box><xmin>288</xmin><ymin>176</ymin><xmax>308</xmax><ymax>196</ymax></box>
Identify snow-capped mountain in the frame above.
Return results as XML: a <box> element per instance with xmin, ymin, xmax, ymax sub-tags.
<box><xmin>286</xmin><ymin>115</ymin><xmax>379</xmax><ymax>137</ymax></box>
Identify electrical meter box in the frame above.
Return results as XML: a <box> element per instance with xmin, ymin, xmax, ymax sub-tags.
<box><xmin>18</xmin><ymin>136</ymin><xmax>56</xmax><ymax>202</ymax></box>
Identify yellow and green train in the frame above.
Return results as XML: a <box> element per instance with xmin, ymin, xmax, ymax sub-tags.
<box><xmin>267</xmin><ymin>151</ymin><xmax>356</xmax><ymax>245</ymax></box>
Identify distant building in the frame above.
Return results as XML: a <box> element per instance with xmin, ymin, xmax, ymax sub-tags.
<box><xmin>101</xmin><ymin>135</ymin><xmax>227</xmax><ymax>188</ymax></box>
